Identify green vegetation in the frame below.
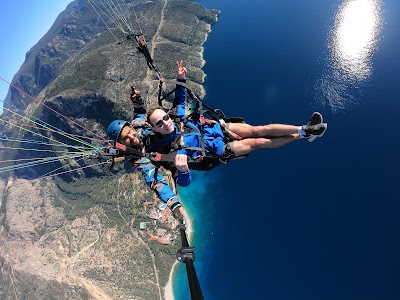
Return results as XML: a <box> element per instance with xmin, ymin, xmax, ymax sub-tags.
<box><xmin>48</xmin><ymin>134</ymin><xmax>182</xmax><ymax>297</ymax></box>
<box><xmin>0</xmin><ymin>194</ymin><xmax>9</xmax><ymax>233</ymax></box>
<box><xmin>47</xmin><ymin>53</ymin><xmax>109</xmax><ymax>97</ymax></box>
<box><xmin>165</xmin><ymin>0</ymin><xmax>218</xmax><ymax>26</ymax></box>
<box><xmin>150</xmin><ymin>242</ymin><xmax>177</xmax><ymax>285</ymax></box>
<box><xmin>0</xmin><ymin>0</ymin><xmax>220</xmax><ymax>298</ymax></box>
<box><xmin>54</xmin><ymin>175</ymin><xmax>120</xmax><ymax>219</ymax></box>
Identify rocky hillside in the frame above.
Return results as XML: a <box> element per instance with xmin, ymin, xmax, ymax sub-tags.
<box><xmin>0</xmin><ymin>0</ymin><xmax>218</xmax><ymax>299</ymax></box>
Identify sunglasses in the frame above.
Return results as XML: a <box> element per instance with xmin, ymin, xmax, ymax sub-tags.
<box><xmin>155</xmin><ymin>114</ymin><xmax>170</xmax><ymax>128</ymax></box>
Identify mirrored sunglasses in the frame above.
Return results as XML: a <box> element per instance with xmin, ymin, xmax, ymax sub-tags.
<box><xmin>155</xmin><ymin>114</ymin><xmax>170</xmax><ymax>128</ymax></box>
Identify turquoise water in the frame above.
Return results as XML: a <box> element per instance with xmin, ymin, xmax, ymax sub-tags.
<box><xmin>173</xmin><ymin>0</ymin><xmax>400</xmax><ymax>299</ymax></box>
<box><xmin>173</xmin><ymin>168</ymin><xmax>224</xmax><ymax>300</ymax></box>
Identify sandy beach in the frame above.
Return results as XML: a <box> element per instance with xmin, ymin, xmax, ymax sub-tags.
<box><xmin>164</xmin><ymin>210</ymin><xmax>193</xmax><ymax>300</ymax></box>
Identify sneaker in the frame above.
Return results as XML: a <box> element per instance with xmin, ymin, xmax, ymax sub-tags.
<box><xmin>307</xmin><ymin>112</ymin><xmax>323</xmax><ymax>126</ymax></box>
<box><xmin>302</xmin><ymin>123</ymin><xmax>328</xmax><ymax>142</ymax></box>
<box><xmin>305</xmin><ymin>133</ymin><xmax>318</xmax><ymax>142</ymax></box>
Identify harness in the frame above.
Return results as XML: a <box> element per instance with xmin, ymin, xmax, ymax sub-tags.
<box><xmin>150</xmin><ymin>115</ymin><xmax>226</xmax><ymax>172</ymax></box>
<box><xmin>121</xmin><ymin>27</ymin><xmax>246</xmax><ymax>169</ymax></box>
<box><xmin>155</xmin><ymin>81</ymin><xmax>247</xmax><ymax>166</ymax></box>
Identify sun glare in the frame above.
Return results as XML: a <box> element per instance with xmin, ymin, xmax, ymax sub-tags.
<box><xmin>331</xmin><ymin>0</ymin><xmax>382</xmax><ymax>81</ymax></box>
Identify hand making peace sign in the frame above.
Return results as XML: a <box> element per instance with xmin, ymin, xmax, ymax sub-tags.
<box><xmin>176</xmin><ymin>60</ymin><xmax>187</xmax><ymax>80</ymax></box>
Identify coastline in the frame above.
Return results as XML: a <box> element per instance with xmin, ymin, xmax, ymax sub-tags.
<box><xmin>164</xmin><ymin>6</ymin><xmax>220</xmax><ymax>299</ymax></box>
<box><xmin>198</xmin><ymin>23</ymin><xmax>212</xmax><ymax>95</ymax></box>
<box><xmin>165</xmin><ymin>210</ymin><xmax>194</xmax><ymax>300</ymax></box>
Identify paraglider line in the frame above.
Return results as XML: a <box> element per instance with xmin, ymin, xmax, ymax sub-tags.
<box><xmin>0</xmin><ymin>76</ymin><xmax>109</xmax><ymax>143</ymax></box>
<box><xmin>0</xmin><ymin>160</ymin><xmax>109</xmax><ymax>191</ymax></box>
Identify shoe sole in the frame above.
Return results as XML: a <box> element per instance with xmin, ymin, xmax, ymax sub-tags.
<box><xmin>306</xmin><ymin>112</ymin><xmax>324</xmax><ymax>142</ymax></box>
<box><xmin>308</xmin><ymin>123</ymin><xmax>327</xmax><ymax>142</ymax></box>
<box><xmin>308</xmin><ymin>135</ymin><xmax>317</xmax><ymax>142</ymax></box>
<box><xmin>308</xmin><ymin>112</ymin><xmax>323</xmax><ymax>126</ymax></box>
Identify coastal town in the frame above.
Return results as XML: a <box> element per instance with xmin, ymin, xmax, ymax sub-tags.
<box><xmin>127</xmin><ymin>197</ymin><xmax>179</xmax><ymax>245</ymax></box>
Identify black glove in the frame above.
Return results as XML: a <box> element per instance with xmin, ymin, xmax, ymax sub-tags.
<box><xmin>171</xmin><ymin>202</ymin><xmax>184</xmax><ymax>221</ymax></box>
<box><xmin>130</xmin><ymin>87</ymin><xmax>144</xmax><ymax>107</ymax></box>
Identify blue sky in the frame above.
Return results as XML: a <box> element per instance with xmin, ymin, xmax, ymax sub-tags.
<box><xmin>0</xmin><ymin>0</ymin><xmax>73</xmax><ymax>113</ymax></box>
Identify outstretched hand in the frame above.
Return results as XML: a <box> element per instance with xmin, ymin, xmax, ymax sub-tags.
<box><xmin>177</xmin><ymin>60</ymin><xmax>187</xmax><ymax>80</ymax></box>
<box><xmin>130</xmin><ymin>89</ymin><xmax>143</xmax><ymax>107</ymax></box>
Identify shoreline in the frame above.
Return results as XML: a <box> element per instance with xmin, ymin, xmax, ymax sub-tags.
<box><xmin>165</xmin><ymin>210</ymin><xmax>194</xmax><ymax>300</ymax></box>
<box><xmin>164</xmin><ymin>7</ymin><xmax>220</xmax><ymax>300</ymax></box>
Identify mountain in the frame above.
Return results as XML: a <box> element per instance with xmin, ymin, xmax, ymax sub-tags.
<box><xmin>0</xmin><ymin>0</ymin><xmax>218</xmax><ymax>299</ymax></box>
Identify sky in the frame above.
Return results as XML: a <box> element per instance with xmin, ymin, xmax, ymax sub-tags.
<box><xmin>0</xmin><ymin>0</ymin><xmax>73</xmax><ymax>113</ymax></box>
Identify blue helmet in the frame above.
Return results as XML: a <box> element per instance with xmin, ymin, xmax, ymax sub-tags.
<box><xmin>107</xmin><ymin>120</ymin><xmax>129</xmax><ymax>142</ymax></box>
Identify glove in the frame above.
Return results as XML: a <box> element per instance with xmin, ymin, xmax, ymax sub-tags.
<box><xmin>171</xmin><ymin>202</ymin><xmax>184</xmax><ymax>221</ymax></box>
<box><xmin>130</xmin><ymin>88</ymin><xmax>144</xmax><ymax>108</ymax></box>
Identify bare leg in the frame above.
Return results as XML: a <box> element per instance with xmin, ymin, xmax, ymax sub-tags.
<box><xmin>226</xmin><ymin>123</ymin><xmax>299</xmax><ymax>138</ymax></box>
<box><xmin>230</xmin><ymin>134</ymin><xmax>300</xmax><ymax>157</ymax></box>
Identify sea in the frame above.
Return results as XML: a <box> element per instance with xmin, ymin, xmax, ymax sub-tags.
<box><xmin>173</xmin><ymin>0</ymin><xmax>400</xmax><ymax>299</ymax></box>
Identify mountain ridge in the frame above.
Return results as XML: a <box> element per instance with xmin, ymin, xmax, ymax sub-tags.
<box><xmin>0</xmin><ymin>0</ymin><xmax>218</xmax><ymax>299</ymax></box>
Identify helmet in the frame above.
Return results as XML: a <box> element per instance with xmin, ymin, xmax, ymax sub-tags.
<box><xmin>107</xmin><ymin>120</ymin><xmax>129</xmax><ymax>142</ymax></box>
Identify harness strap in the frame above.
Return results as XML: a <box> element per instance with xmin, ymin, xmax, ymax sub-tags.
<box><xmin>158</xmin><ymin>80</ymin><xmax>187</xmax><ymax>106</ymax></box>
<box><xmin>115</xmin><ymin>142</ymin><xmax>144</xmax><ymax>157</ymax></box>
<box><xmin>157</xmin><ymin>77</ymin><xmax>166</xmax><ymax>106</ymax></box>
<box><xmin>176</xmin><ymin>121</ymin><xmax>205</xmax><ymax>154</ymax></box>
<box><xmin>108</xmin><ymin>141</ymin><xmax>235</xmax><ymax>173</ymax></box>
<box><xmin>152</xmin><ymin>152</ymin><xmax>176</xmax><ymax>162</ymax></box>
<box><xmin>219</xmin><ymin>119</ymin><xmax>243</xmax><ymax>140</ymax></box>
<box><xmin>186</xmin><ymin>91</ymin><xmax>208</xmax><ymax>156</ymax></box>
